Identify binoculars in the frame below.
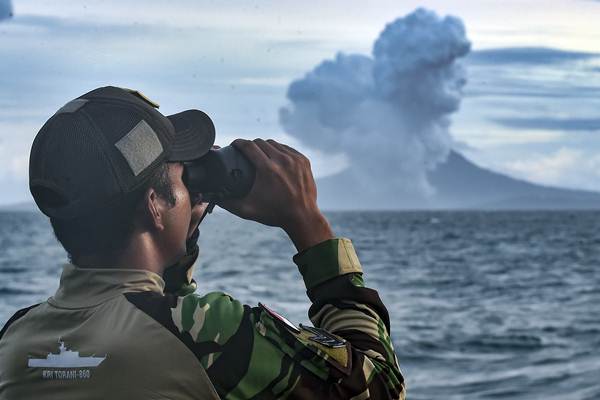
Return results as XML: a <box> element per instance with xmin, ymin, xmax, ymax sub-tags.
<box><xmin>182</xmin><ymin>145</ymin><xmax>256</xmax><ymax>204</ymax></box>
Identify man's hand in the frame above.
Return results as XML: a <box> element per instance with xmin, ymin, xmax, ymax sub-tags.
<box><xmin>219</xmin><ymin>138</ymin><xmax>334</xmax><ymax>252</ymax></box>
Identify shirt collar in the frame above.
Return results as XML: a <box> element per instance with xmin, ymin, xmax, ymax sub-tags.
<box><xmin>49</xmin><ymin>263</ymin><xmax>166</xmax><ymax>309</ymax></box>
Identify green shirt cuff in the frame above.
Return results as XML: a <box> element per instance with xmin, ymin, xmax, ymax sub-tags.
<box><xmin>293</xmin><ymin>238</ymin><xmax>363</xmax><ymax>290</ymax></box>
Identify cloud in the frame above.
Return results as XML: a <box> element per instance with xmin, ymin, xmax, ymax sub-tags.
<box><xmin>0</xmin><ymin>0</ymin><xmax>12</xmax><ymax>21</ymax></box>
<box><xmin>0</xmin><ymin>6</ymin><xmax>343</xmax><ymax>205</ymax></box>
<box><xmin>0</xmin><ymin>14</ymin><xmax>180</xmax><ymax>46</ymax></box>
<box><xmin>463</xmin><ymin>47</ymin><xmax>600</xmax><ymax>100</ymax></box>
<box><xmin>502</xmin><ymin>147</ymin><xmax>600</xmax><ymax>191</ymax></box>
<box><xmin>280</xmin><ymin>8</ymin><xmax>470</xmax><ymax>196</ymax></box>
<box><xmin>457</xmin><ymin>43</ymin><xmax>600</xmax><ymax>160</ymax></box>
<box><xmin>468</xmin><ymin>47</ymin><xmax>598</xmax><ymax>65</ymax></box>
<box><xmin>491</xmin><ymin>117</ymin><xmax>600</xmax><ymax>131</ymax></box>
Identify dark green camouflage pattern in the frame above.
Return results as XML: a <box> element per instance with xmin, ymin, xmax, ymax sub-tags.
<box><xmin>171</xmin><ymin>238</ymin><xmax>405</xmax><ymax>399</ymax></box>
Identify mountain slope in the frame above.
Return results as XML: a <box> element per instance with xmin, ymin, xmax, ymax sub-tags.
<box><xmin>317</xmin><ymin>151</ymin><xmax>600</xmax><ymax>210</ymax></box>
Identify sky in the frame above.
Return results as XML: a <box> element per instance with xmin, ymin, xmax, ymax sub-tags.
<box><xmin>0</xmin><ymin>0</ymin><xmax>599</xmax><ymax>205</ymax></box>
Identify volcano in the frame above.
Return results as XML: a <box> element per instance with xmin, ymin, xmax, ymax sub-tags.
<box><xmin>316</xmin><ymin>151</ymin><xmax>600</xmax><ymax>210</ymax></box>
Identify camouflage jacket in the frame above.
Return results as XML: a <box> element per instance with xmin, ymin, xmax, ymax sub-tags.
<box><xmin>0</xmin><ymin>238</ymin><xmax>405</xmax><ymax>399</ymax></box>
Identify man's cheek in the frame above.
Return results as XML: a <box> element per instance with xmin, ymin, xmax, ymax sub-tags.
<box><xmin>174</xmin><ymin>185</ymin><xmax>189</xmax><ymax>205</ymax></box>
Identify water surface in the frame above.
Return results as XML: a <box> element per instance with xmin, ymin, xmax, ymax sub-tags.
<box><xmin>1</xmin><ymin>211</ymin><xmax>598</xmax><ymax>399</ymax></box>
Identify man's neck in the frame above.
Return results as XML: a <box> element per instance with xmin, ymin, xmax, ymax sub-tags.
<box><xmin>74</xmin><ymin>234</ymin><xmax>167</xmax><ymax>276</ymax></box>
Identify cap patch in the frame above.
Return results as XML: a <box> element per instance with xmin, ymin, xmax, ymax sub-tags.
<box><xmin>123</xmin><ymin>88</ymin><xmax>160</xmax><ymax>109</ymax></box>
<box><xmin>56</xmin><ymin>99</ymin><xmax>88</xmax><ymax>115</ymax></box>
<box><xmin>115</xmin><ymin>120</ymin><xmax>163</xmax><ymax>176</ymax></box>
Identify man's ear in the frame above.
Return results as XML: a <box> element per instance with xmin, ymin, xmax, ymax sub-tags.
<box><xmin>144</xmin><ymin>187</ymin><xmax>167</xmax><ymax>231</ymax></box>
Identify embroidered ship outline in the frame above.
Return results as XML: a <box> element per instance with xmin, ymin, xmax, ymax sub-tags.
<box><xmin>28</xmin><ymin>340</ymin><xmax>106</xmax><ymax>368</ymax></box>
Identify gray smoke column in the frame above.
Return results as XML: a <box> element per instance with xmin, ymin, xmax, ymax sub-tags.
<box><xmin>280</xmin><ymin>8</ymin><xmax>470</xmax><ymax>196</ymax></box>
<box><xmin>0</xmin><ymin>0</ymin><xmax>13</xmax><ymax>21</ymax></box>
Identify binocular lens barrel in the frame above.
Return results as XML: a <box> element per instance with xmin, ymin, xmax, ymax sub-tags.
<box><xmin>183</xmin><ymin>146</ymin><xmax>256</xmax><ymax>203</ymax></box>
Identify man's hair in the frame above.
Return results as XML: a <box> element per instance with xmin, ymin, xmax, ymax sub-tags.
<box><xmin>50</xmin><ymin>163</ymin><xmax>176</xmax><ymax>264</ymax></box>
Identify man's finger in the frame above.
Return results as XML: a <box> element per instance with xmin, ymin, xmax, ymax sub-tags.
<box><xmin>265</xmin><ymin>140</ymin><xmax>297</xmax><ymax>163</ymax></box>
<box><xmin>253</xmin><ymin>139</ymin><xmax>277</xmax><ymax>159</ymax></box>
<box><xmin>266</xmin><ymin>139</ymin><xmax>303</xmax><ymax>157</ymax></box>
<box><xmin>254</xmin><ymin>139</ymin><xmax>292</xmax><ymax>164</ymax></box>
<box><xmin>266</xmin><ymin>140</ymin><xmax>310</xmax><ymax>168</ymax></box>
<box><xmin>265</xmin><ymin>139</ymin><xmax>289</xmax><ymax>154</ymax></box>
<box><xmin>231</xmin><ymin>139</ymin><xmax>272</xmax><ymax>169</ymax></box>
<box><xmin>281</xmin><ymin>143</ymin><xmax>304</xmax><ymax>157</ymax></box>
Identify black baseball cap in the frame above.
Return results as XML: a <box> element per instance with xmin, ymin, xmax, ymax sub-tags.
<box><xmin>29</xmin><ymin>86</ymin><xmax>215</xmax><ymax>220</ymax></box>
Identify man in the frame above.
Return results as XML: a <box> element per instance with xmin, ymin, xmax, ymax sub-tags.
<box><xmin>0</xmin><ymin>86</ymin><xmax>405</xmax><ymax>399</ymax></box>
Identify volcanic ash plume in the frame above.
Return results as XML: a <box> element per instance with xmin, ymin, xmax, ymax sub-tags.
<box><xmin>280</xmin><ymin>8</ymin><xmax>470</xmax><ymax>196</ymax></box>
<box><xmin>0</xmin><ymin>0</ymin><xmax>13</xmax><ymax>21</ymax></box>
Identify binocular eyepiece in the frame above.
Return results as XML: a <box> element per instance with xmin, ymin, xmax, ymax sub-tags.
<box><xmin>182</xmin><ymin>145</ymin><xmax>256</xmax><ymax>204</ymax></box>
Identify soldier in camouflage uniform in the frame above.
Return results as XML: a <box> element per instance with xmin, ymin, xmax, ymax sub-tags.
<box><xmin>0</xmin><ymin>87</ymin><xmax>405</xmax><ymax>399</ymax></box>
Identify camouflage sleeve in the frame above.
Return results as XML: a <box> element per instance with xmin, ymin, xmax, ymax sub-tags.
<box><xmin>293</xmin><ymin>238</ymin><xmax>405</xmax><ymax>399</ymax></box>
<box><xmin>170</xmin><ymin>238</ymin><xmax>405</xmax><ymax>399</ymax></box>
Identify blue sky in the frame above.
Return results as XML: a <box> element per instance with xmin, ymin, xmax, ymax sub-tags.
<box><xmin>0</xmin><ymin>0</ymin><xmax>599</xmax><ymax>205</ymax></box>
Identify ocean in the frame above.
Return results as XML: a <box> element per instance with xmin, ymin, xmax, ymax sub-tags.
<box><xmin>1</xmin><ymin>210</ymin><xmax>599</xmax><ymax>399</ymax></box>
